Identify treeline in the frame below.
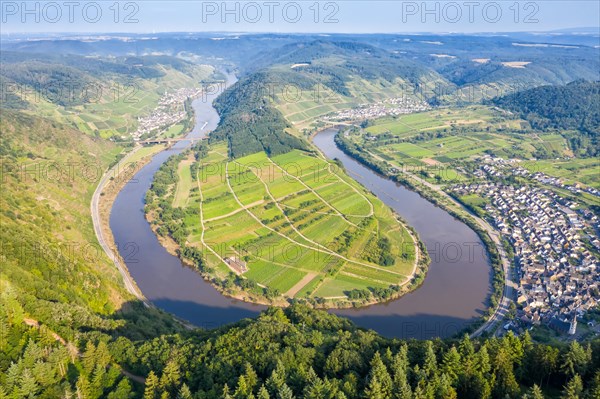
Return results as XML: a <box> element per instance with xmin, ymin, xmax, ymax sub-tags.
<box><xmin>118</xmin><ymin>305</ymin><xmax>600</xmax><ymax>399</ymax></box>
<box><xmin>211</xmin><ymin>72</ymin><xmax>308</xmax><ymax>159</ymax></box>
<box><xmin>5</xmin><ymin>304</ymin><xmax>599</xmax><ymax>399</ymax></box>
<box><xmin>491</xmin><ymin>80</ymin><xmax>600</xmax><ymax>157</ymax></box>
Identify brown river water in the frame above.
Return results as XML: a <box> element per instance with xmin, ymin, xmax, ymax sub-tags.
<box><xmin>110</xmin><ymin>76</ymin><xmax>491</xmax><ymax>338</ymax></box>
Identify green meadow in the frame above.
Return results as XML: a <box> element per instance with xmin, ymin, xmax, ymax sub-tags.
<box><xmin>167</xmin><ymin>142</ymin><xmax>417</xmax><ymax>301</ymax></box>
<box><xmin>346</xmin><ymin>105</ymin><xmax>588</xmax><ymax>185</ymax></box>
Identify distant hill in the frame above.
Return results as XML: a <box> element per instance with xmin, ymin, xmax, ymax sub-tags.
<box><xmin>491</xmin><ymin>80</ymin><xmax>600</xmax><ymax>156</ymax></box>
<box><xmin>438</xmin><ymin>57</ymin><xmax>600</xmax><ymax>95</ymax></box>
<box><xmin>0</xmin><ymin>52</ymin><xmax>215</xmax><ymax>138</ymax></box>
<box><xmin>211</xmin><ymin>40</ymin><xmax>451</xmax><ymax>157</ymax></box>
<box><xmin>4</xmin><ymin>32</ymin><xmax>599</xmax><ymax>105</ymax></box>
<box><xmin>250</xmin><ymin>40</ymin><xmax>450</xmax><ymax>97</ymax></box>
<box><xmin>0</xmin><ymin>51</ymin><xmax>198</xmax><ymax>107</ymax></box>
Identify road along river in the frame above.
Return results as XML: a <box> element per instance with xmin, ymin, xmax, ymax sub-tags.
<box><xmin>108</xmin><ymin>84</ymin><xmax>492</xmax><ymax>338</ymax></box>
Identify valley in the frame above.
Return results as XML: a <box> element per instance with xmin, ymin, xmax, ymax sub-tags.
<box><xmin>1</xmin><ymin>27</ymin><xmax>599</xmax><ymax>399</ymax></box>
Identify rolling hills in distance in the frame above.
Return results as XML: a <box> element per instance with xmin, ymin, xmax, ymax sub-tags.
<box><xmin>1</xmin><ymin>31</ymin><xmax>599</xmax><ymax>398</ymax></box>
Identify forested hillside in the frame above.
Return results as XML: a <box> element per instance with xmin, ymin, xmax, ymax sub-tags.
<box><xmin>0</xmin><ymin>52</ymin><xmax>215</xmax><ymax>138</ymax></box>
<box><xmin>491</xmin><ymin>80</ymin><xmax>600</xmax><ymax>156</ymax></box>
<box><xmin>249</xmin><ymin>41</ymin><xmax>447</xmax><ymax>95</ymax></box>
<box><xmin>211</xmin><ymin>72</ymin><xmax>309</xmax><ymax>158</ymax></box>
<box><xmin>0</xmin><ymin>110</ymin><xmax>184</xmax><ymax>395</ymax></box>
<box><xmin>3</xmin><ymin>301</ymin><xmax>600</xmax><ymax>398</ymax></box>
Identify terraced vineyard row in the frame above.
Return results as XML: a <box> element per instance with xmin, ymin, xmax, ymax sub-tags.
<box><xmin>150</xmin><ymin>141</ymin><xmax>418</xmax><ymax>304</ymax></box>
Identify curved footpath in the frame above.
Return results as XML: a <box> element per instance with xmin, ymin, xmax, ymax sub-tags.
<box><xmin>23</xmin><ymin>317</ymin><xmax>146</xmax><ymax>383</ymax></box>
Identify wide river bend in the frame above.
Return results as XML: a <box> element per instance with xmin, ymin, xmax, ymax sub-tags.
<box><xmin>110</xmin><ymin>78</ymin><xmax>491</xmax><ymax>338</ymax></box>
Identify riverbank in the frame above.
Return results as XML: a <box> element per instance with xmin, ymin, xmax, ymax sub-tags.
<box><xmin>92</xmin><ymin>144</ymin><xmax>157</xmax><ymax>305</ymax></box>
<box><xmin>143</xmin><ymin>142</ymin><xmax>428</xmax><ymax>310</ymax></box>
<box><xmin>333</xmin><ymin>128</ymin><xmax>513</xmax><ymax>336</ymax></box>
<box><xmin>105</xmin><ymin>76</ymin><xmax>490</xmax><ymax>338</ymax></box>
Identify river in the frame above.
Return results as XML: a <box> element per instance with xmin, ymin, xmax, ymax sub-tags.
<box><xmin>110</xmin><ymin>78</ymin><xmax>492</xmax><ymax>338</ymax></box>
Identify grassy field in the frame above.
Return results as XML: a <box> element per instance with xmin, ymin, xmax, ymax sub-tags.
<box><xmin>173</xmin><ymin>157</ymin><xmax>194</xmax><ymax>208</ymax></box>
<box><xmin>362</xmin><ymin>106</ymin><xmax>521</xmax><ymax>136</ymax></box>
<box><xmin>344</xmin><ymin>105</ymin><xmax>586</xmax><ymax>184</ymax></box>
<box><xmin>167</xmin><ymin>142</ymin><xmax>417</xmax><ymax>301</ymax></box>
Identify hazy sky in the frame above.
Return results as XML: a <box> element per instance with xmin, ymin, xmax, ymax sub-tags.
<box><xmin>1</xmin><ymin>1</ymin><xmax>599</xmax><ymax>34</ymax></box>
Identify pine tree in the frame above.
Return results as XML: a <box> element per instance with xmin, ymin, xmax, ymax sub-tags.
<box><xmin>23</xmin><ymin>340</ymin><xmax>43</xmax><ymax>369</ymax></box>
<box><xmin>458</xmin><ymin>334</ymin><xmax>475</xmax><ymax>376</ymax></box>
<box><xmin>222</xmin><ymin>384</ymin><xmax>234</xmax><ymax>399</ymax></box>
<box><xmin>561</xmin><ymin>375</ymin><xmax>583</xmax><ymax>399</ymax></box>
<box><xmin>76</xmin><ymin>374</ymin><xmax>91</xmax><ymax>399</ymax></box>
<box><xmin>492</xmin><ymin>346</ymin><xmax>519</xmax><ymax>399</ymax></box>
<box><xmin>365</xmin><ymin>352</ymin><xmax>393</xmax><ymax>399</ymax></box>
<box><xmin>95</xmin><ymin>341</ymin><xmax>111</xmax><ymax>369</ymax></box>
<box><xmin>177</xmin><ymin>384</ymin><xmax>193</xmax><ymax>399</ymax></box>
<box><xmin>527</xmin><ymin>384</ymin><xmax>544</xmax><ymax>399</ymax></box>
<box><xmin>266</xmin><ymin>361</ymin><xmax>287</xmax><ymax>394</ymax></box>
<box><xmin>243</xmin><ymin>363</ymin><xmax>258</xmax><ymax>393</ymax></box>
<box><xmin>91</xmin><ymin>363</ymin><xmax>107</xmax><ymax>399</ymax></box>
<box><xmin>458</xmin><ymin>334</ymin><xmax>474</xmax><ymax>360</ymax></box>
<box><xmin>144</xmin><ymin>371</ymin><xmax>160</xmax><ymax>399</ymax></box>
<box><xmin>160</xmin><ymin>359</ymin><xmax>181</xmax><ymax>393</ymax></box>
<box><xmin>257</xmin><ymin>385</ymin><xmax>270</xmax><ymax>399</ymax></box>
<box><xmin>19</xmin><ymin>368</ymin><xmax>39</xmax><ymax>399</ymax></box>
<box><xmin>82</xmin><ymin>342</ymin><xmax>97</xmax><ymax>375</ymax></box>
<box><xmin>303</xmin><ymin>375</ymin><xmax>327</xmax><ymax>399</ymax></box>
<box><xmin>5</xmin><ymin>362</ymin><xmax>21</xmax><ymax>390</ymax></box>
<box><xmin>474</xmin><ymin>345</ymin><xmax>491</xmax><ymax>376</ymax></box>
<box><xmin>235</xmin><ymin>376</ymin><xmax>251</xmax><ymax>398</ymax></box>
<box><xmin>383</xmin><ymin>348</ymin><xmax>394</xmax><ymax>369</ymax></box>
<box><xmin>503</xmin><ymin>333</ymin><xmax>524</xmax><ymax>365</ymax></box>
<box><xmin>32</xmin><ymin>358</ymin><xmax>55</xmax><ymax>387</ymax></box>
<box><xmin>436</xmin><ymin>373</ymin><xmax>457</xmax><ymax>399</ymax></box>
<box><xmin>411</xmin><ymin>384</ymin><xmax>427</xmax><ymax>399</ymax></box>
<box><xmin>520</xmin><ymin>331</ymin><xmax>533</xmax><ymax>354</ymax></box>
<box><xmin>441</xmin><ymin>346</ymin><xmax>461</xmax><ymax>383</ymax></box>
<box><xmin>527</xmin><ymin>345</ymin><xmax>558</xmax><ymax>387</ymax></box>
<box><xmin>277</xmin><ymin>383</ymin><xmax>295</xmax><ymax>399</ymax></box>
<box><xmin>391</xmin><ymin>351</ymin><xmax>412</xmax><ymax>399</ymax></box>
<box><xmin>561</xmin><ymin>342</ymin><xmax>591</xmax><ymax>378</ymax></box>
<box><xmin>422</xmin><ymin>342</ymin><xmax>437</xmax><ymax>379</ymax></box>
